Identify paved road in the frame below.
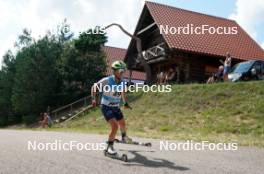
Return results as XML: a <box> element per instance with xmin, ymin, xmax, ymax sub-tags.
<box><xmin>0</xmin><ymin>130</ymin><xmax>263</xmax><ymax>174</ymax></box>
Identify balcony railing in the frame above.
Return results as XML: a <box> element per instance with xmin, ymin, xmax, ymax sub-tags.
<box><xmin>142</xmin><ymin>42</ymin><xmax>166</xmax><ymax>61</ymax></box>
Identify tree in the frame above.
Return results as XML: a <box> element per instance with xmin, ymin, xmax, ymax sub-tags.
<box><xmin>0</xmin><ymin>24</ymin><xmax>107</xmax><ymax>126</ymax></box>
<box><xmin>74</xmin><ymin>27</ymin><xmax>107</xmax><ymax>53</ymax></box>
<box><xmin>57</xmin><ymin>18</ymin><xmax>74</xmax><ymax>44</ymax></box>
<box><xmin>57</xmin><ymin>28</ymin><xmax>107</xmax><ymax>102</ymax></box>
<box><xmin>0</xmin><ymin>51</ymin><xmax>17</xmax><ymax>125</ymax></box>
<box><xmin>14</xmin><ymin>29</ymin><xmax>33</xmax><ymax>49</ymax></box>
<box><xmin>11</xmin><ymin>35</ymin><xmax>63</xmax><ymax>117</ymax></box>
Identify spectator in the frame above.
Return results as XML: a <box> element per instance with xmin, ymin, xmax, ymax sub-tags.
<box><xmin>157</xmin><ymin>71</ymin><xmax>166</xmax><ymax>84</ymax></box>
<box><xmin>223</xmin><ymin>52</ymin><xmax>232</xmax><ymax>80</ymax></box>
<box><xmin>165</xmin><ymin>67</ymin><xmax>177</xmax><ymax>84</ymax></box>
<box><xmin>40</xmin><ymin>113</ymin><xmax>53</xmax><ymax>128</ymax></box>
<box><xmin>207</xmin><ymin>65</ymin><xmax>224</xmax><ymax>84</ymax></box>
<box><xmin>39</xmin><ymin>112</ymin><xmax>44</xmax><ymax>121</ymax></box>
<box><xmin>46</xmin><ymin>113</ymin><xmax>53</xmax><ymax>128</ymax></box>
<box><xmin>40</xmin><ymin>113</ymin><xmax>48</xmax><ymax>128</ymax></box>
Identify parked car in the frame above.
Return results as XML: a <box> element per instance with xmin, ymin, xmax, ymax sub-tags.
<box><xmin>228</xmin><ymin>60</ymin><xmax>264</xmax><ymax>82</ymax></box>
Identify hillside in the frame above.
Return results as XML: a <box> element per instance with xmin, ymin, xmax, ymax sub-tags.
<box><xmin>53</xmin><ymin>81</ymin><xmax>264</xmax><ymax>147</ymax></box>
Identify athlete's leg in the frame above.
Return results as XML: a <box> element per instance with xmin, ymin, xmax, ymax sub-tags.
<box><xmin>108</xmin><ymin>118</ymin><xmax>118</xmax><ymax>141</ymax></box>
<box><xmin>101</xmin><ymin>105</ymin><xmax>119</xmax><ymax>154</ymax></box>
<box><xmin>106</xmin><ymin>118</ymin><xmax>118</xmax><ymax>154</ymax></box>
<box><xmin>118</xmin><ymin>118</ymin><xmax>126</xmax><ymax>136</ymax></box>
<box><xmin>118</xmin><ymin>118</ymin><xmax>132</xmax><ymax>142</ymax></box>
<box><xmin>114</xmin><ymin>108</ymin><xmax>128</xmax><ymax>140</ymax></box>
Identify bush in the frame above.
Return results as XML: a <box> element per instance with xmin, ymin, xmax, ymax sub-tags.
<box><xmin>22</xmin><ymin>115</ymin><xmax>36</xmax><ymax>125</ymax></box>
<box><xmin>0</xmin><ymin>115</ymin><xmax>8</xmax><ymax>127</ymax></box>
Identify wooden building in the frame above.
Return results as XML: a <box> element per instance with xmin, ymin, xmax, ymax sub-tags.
<box><xmin>125</xmin><ymin>1</ymin><xmax>264</xmax><ymax>83</ymax></box>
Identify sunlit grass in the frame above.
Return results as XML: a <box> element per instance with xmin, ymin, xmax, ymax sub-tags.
<box><xmin>50</xmin><ymin>81</ymin><xmax>264</xmax><ymax>147</ymax></box>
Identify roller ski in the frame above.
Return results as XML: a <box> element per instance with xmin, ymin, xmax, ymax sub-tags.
<box><xmin>104</xmin><ymin>142</ymin><xmax>128</xmax><ymax>162</ymax></box>
<box><xmin>114</xmin><ymin>136</ymin><xmax>152</xmax><ymax>147</ymax></box>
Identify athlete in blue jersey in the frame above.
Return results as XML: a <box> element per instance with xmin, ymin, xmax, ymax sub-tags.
<box><xmin>91</xmin><ymin>60</ymin><xmax>132</xmax><ymax>155</ymax></box>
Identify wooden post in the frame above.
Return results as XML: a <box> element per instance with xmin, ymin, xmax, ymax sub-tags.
<box><xmin>105</xmin><ymin>23</ymin><xmax>153</xmax><ymax>84</ymax></box>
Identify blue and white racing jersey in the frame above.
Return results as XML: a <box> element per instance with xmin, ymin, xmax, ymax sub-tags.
<box><xmin>95</xmin><ymin>75</ymin><xmax>126</xmax><ymax>107</ymax></box>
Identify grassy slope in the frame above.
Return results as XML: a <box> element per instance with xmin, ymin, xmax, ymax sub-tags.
<box><xmin>52</xmin><ymin>81</ymin><xmax>264</xmax><ymax>147</ymax></box>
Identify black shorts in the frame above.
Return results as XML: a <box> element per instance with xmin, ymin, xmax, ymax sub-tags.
<box><xmin>101</xmin><ymin>105</ymin><xmax>124</xmax><ymax>122</ymax></box>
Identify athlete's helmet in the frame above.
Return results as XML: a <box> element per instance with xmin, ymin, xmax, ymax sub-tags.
<box><xmin>111</xmin><ymin>60</ymin><xmax>127</xmax><ymax>70</ymax></box>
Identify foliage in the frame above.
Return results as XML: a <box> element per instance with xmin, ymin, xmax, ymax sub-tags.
<box><xmin>0</xmin><ymin>23</ymin><xmax>107</xmax><ymax>126</ymax></box>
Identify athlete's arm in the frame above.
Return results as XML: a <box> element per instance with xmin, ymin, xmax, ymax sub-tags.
<box><xmin>91</xmin><ymin>77</ymin><xmax>108</xmax><ymax>108</ymax></box>
<box><xmin>121</xmin><ymin>85</ymin><xmax>132</xmax><ymax>109</ymax></box>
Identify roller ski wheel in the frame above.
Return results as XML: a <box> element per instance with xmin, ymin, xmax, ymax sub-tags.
<box><xmin>104</xmin><ymin>150</ymin><xmax>128</xmax><ymax>162</ymax></box>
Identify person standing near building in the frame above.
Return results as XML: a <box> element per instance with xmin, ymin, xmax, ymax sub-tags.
<box><xmin>223</xmin><ymin>52</ymin><xmax>232</xmax><ymax>80</ymax></box>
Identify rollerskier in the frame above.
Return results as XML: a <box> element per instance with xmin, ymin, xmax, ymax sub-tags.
<box><xmin>91</xmin><ymin>60</ymin><xmax>132</xmax><ymax>156</ymax></box>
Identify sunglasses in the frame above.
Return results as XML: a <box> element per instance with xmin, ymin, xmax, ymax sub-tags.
<box><xmin>118</xmin><ymin>69</ymin><xmax>126</xmax><ymax>73</ymax></box>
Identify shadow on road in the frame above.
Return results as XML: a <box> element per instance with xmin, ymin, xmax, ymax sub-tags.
<box><xmin>122</xmin><ymin>150</ymin><xmax>189</xmax><ymax>171</ymax></box>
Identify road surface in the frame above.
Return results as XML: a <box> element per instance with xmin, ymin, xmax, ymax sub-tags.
<box><xmin>0</xmin><ymin>130</ymin><xmax>263</xmax><ymax>174</ymax></box>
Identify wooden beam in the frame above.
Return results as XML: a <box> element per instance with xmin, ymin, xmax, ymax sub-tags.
<box><xmin>147</xmin><ymin>56</ymin><xmax>166</xmax><ymax>64</ymax></box>
<box><xmin>137</xmin><ymin>22</ymin><xmax>156</xmax><ymax>35</ymax></box>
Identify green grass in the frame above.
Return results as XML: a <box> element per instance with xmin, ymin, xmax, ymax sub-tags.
<box><xmin>51</xmin><ymin>81</ymin><xmax>264</xmax><ymax>147</ymax></box>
